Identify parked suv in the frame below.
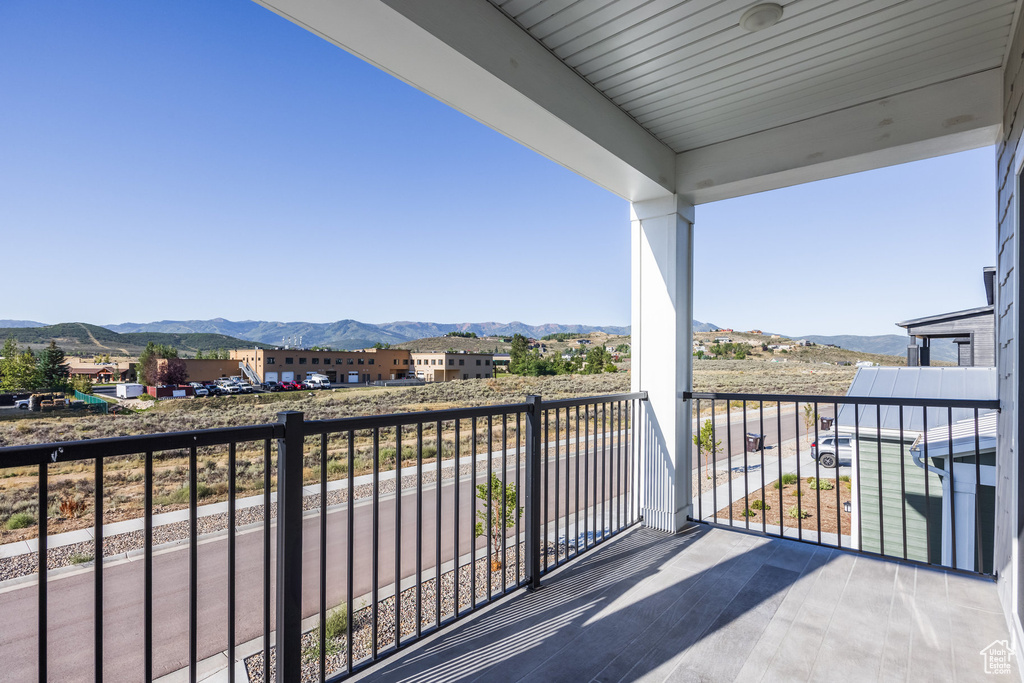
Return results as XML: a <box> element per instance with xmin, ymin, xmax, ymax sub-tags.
<box><xmin>263</xmin><ymin>381</ymin><xmax>281</xmax><ymax>392</ymax></box>
<box><xmin>189</xmin><ymin>382</ymin><xmax>208</xmax><ymax>397</ymax></box>
<box><xmin>810</xmin><ymin>433</ymin><xmax>854</xmax><ymax>469</ymax></box>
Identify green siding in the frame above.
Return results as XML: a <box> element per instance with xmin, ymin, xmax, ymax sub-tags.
<box><xmin>857</xmin><ymin>437</ymin><xmax>943</xmax><ymax>564</ymax></box>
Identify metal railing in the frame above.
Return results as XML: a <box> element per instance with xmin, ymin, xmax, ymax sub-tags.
<box><xmin>0</xmin><ymin>391</ymin><xmax>644</xmax><ymax>682</ymax></box>
<box><xmin>686</xmin><ymin>391</ymin><xmax>1000</xmax><ymax>576</ymax></box>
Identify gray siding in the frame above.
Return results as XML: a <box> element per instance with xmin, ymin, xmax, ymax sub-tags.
<box><xmin>996</xmin><ymin>10</ymin><xmax>1024</xmax><ymax>629</ymax></box>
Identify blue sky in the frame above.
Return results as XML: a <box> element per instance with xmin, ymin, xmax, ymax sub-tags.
<box><xmin>1</xmin><ymin>1</ymin><xmax>995</xmax><ymax>337</ymax></box>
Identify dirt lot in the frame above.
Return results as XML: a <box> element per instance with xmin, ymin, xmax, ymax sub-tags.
<box><xmin>717</xmin><ymin>477</ymin><xmax>853</xmax><ymax>536</ymax></box>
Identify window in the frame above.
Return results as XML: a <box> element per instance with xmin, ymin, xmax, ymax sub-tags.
<box><xmin>299</xmin><ymin>358</ymin><xmax>307</xmax><ymax>365</ymax></box>
<box><xmin>337</xmin><ymin>359</ymin><xmax>344</xmax><ymax>364</ymax></box>
<box><xmin>476</xmin><ymin>359</ymin><xmax>481</xmax><ymax>365</ymax></box>
<box><xmin>393</xmin><ymin>359</ymin><xmax>398</xmax><ymax>365</ymax></box>
<box><xmin>463</xmin><ymin>374</ymin><xmax>468</xmax><ymax>379</ymax></box>
<box><xmin>312</xmin><ymin>358</ymin><xmax>319</xmax><ymax>365</ymax></box>
<box><xmin>417</xmin><ymin>359</ymin><xmax>421</xmax><ymax>365</ymax></box>
<box><xmin>485</xmin><ymin>373</ymin><xmax>491</xmax><ymax>378</ymax></box>
<box><xmin>347</xmin><ymin>359</ymin><xmax>354</xmax><ymax>365</ymax></box>
<box><xmin>285</xmin><ymin>357</ymin><xmax>294</xmax><ymax>365</ymax></box>
<box><xmin>267</xmin><ymin>358</ymin><xmax>276</xmax><ymax>365</ymax></box>
<box><xmin>459</xmin><ymin>359</ymin><xmax>465</xmax><ymax>366</ymax></box>
<box><xmin>485</xmin><ymin>360</ymin><xmax>490</xmax><ymax>365</ymax></box>
<box><xmin>369</xmin><ymin>359</ymin><xmax>374</xmax><ymax>365</ymax></box>
<box><xmin>404</xmin><ymin>359</ymin><xmax>409</xmax><ymax>365</ymax></box>
<box><xmin>431</xmin><ymin>359</ymin><xmax>437</xmax><ymax>365</ymax></box>
<box><xmin>324</xmin><ymin>358</ymin><xmax>330</xmax><ymax>364</ymax></box>
<box><xmin>448</xmin><ymin>359</ymin><xmax>454</xmax><ymax>365</ymax></box>
<box><xmin>476</xmin><ymin>374</ymin><xmax>481</xmax><ymax>379</ymax></box>
<box><xmin>377</xmin><ymin>374</ymin><xmax>381</xmax><ymax>380</ymax></box>
<box><xmin>358</xmin><ymin>359</ymin><xmax>364</xmax><ymax>365</ymax></box>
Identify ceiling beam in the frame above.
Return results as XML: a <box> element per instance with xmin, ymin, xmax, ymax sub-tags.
<box><xmin>675</xmin><ymin>70</ymin><xmax>1003</xmax><ymax>205</ymax></box>
<box><xmin>255</xmin><ymin>0</ymin><xmax>676</xmax><ymax>202</ymax></box>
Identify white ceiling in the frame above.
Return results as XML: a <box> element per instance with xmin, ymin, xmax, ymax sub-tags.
<box><xmin>491</xmin><ymin>0</ymin><xmax>1018</xmax><ymax>153</ymax></box>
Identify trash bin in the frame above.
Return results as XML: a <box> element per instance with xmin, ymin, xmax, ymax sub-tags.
<box><xmin>745</xmin><ymin>433</ymin><xmax>763</xmax><ymax>451</ymax></box>
<box><xmin>819</xmin><ymin>416</ymin><xmax>834</xmax><ymax>430</ymax></box>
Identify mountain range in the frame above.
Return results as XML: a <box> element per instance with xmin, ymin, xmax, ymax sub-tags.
<box><xmin>101</xmin><ymin>319</ymin><xmax>637</xmax><ymax>349</ymax></box>
<box><xmin>2</xmin><ymin>317</ymin><xmax>947</xmax><ymax>361</ymax></box>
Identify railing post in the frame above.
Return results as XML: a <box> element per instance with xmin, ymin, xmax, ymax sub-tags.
<box><xmin>525</xmin><ymin>395</ymin><xmax>542</xmax><ymax>590</ymax></box>
<box><xmin>275</xmin><ymin>411</ymin><xmax>304</xmax><ymax>683</ymax></box>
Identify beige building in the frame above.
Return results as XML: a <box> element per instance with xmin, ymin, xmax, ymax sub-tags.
<box><xmin>410</xmin><ymin>351</ymin><xmax>493</xmax><ymax>382</ymax></box>
<box><xmin>230</xmin><ymin>348</ymin><xmax>414</xmax><ymax>384</ymax></box>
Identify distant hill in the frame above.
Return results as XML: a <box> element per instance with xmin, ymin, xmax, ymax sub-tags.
<box><xmin>0</xmin><ymin>322</ymin><xmax>272</xmax><ymax>356</ymax></box>
<box><xmin>0</xmin><ymin>319</ymin><xmax>47</xmax><ymax>328</ymax></box>
<box><xmin>796</xmin><ymin>333</ymin><xmax>958</xmax><ymax>363</ymax></box>
<box><xmin>103</xmin><ymin>318</ymin><xmax>650</xmax><ymax>349</ymax></box>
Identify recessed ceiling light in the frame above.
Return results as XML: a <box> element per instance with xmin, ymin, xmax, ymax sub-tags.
<box><xmin>740</xmin><ymin>3</ymin><xmax>783</xmax><ymax>32</ymax></box>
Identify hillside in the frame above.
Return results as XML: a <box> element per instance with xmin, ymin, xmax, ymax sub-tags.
<box><xmin>0</xmin><ymin>323</ymin><xmax>272</xmax><ymax>356</ymax></box>
<box><xmin>795</xmin><ymin>333</ymin><xmax>957</xmax><ymax>363</ymax></box>
<box><xmin>395</xmin><ymin>331</ymin><xmax>633</xmax><ymax>355</ymax></box>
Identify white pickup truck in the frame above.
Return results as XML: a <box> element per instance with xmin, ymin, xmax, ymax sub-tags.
<box><xmin>14</xmin><ymin>398</ymin><xmax>30</xmax><ymax>410</ymax></box>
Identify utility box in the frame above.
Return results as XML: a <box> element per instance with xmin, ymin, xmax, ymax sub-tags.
<box><xmin>116</xmin><ymin>383</ymin><xmax>144</xmax><ymax>399</ymax></box>
<box><xmin>745</xmin><ymin>433</ymin><xmax>763</xmax><ymax>451</ymax></box>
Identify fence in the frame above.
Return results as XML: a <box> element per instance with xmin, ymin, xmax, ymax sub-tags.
<box><xmin>687</xmin><ymin>391</ymin><xmax>1000</xmax><ymax>576</ymax></box>
<box><xmin>0</xmin><ymin>391</ymin><xmax>644</xmax><ymax>682</ymax></box>
<box><xmin>74</xmin><ymin>390</ymin><xmax>110</xmax><ymax>414</ymax></box>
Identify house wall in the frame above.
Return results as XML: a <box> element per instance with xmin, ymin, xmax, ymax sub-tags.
<box><xmin>996</xmin><ymin>8</ymin><xmax>1024</xmax><ymax>649</ymax></box>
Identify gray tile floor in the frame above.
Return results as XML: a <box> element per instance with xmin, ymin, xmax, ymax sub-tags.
<box><xmin>354</xmin><ymin>525</ymin><xmax>1018</xmax><ymax>682</ymax></box>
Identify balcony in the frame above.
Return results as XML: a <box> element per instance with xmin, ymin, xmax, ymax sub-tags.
<box><xmin>0</xmin><ymin>390</ymin><xmax>1013</xmax><ymax>681</ymax></box>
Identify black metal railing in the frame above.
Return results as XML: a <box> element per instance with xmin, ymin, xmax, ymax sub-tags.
<box><xmin>0</xmin><ymin>391</ymin><xmax>644</xmax><ymax>682</ymax></box>
<box><xmin>686</xmin><ymin>391</ymin><xmax>1000</xmax><ymax>576</ymax></box>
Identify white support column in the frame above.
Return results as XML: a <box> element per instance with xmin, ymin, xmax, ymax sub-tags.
<box><xmin>631</xmin><ymin>195</ymin><xmax>694</xmax><ymax>533</ymax></box>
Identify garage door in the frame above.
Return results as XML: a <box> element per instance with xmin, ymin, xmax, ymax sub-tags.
<box><xmin>348</xmin><ymin>372</ymin><xmax>359</xmax><ymax>383</ymax></box>
<box><xmin>265</xmin><ymin>372</ymin><xmax>278</xmax><ymax>383</ymax></box>
<box><xmin>282</xmin><ymin>372</ymin><xmax>294</xmax><ymax>382</ymax></box>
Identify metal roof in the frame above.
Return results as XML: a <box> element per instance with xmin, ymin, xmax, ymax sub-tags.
<box><xmin>896</xmin><ymin>305</ymin><xmax>994</xmax><ymax>329</ymax></box>
<box><xmin>836</xmin><ymin>366</ymin><xmax>997</xmax><ymax>433</ymax></box>
<box><xmin>909</xmin><ymin>411</ymin><xmax>997</xmax><ymax>459</ymax></box>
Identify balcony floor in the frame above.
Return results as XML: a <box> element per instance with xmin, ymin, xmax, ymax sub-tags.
<box><xmin>354</xmin><ymin>525</ymin><xmax>1017</xmax><ymax>682</ymax></box>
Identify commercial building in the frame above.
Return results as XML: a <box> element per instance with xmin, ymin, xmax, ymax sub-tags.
<box><xmin>231</xmin><ymin>348</ymin><xmax>413</xmax><ymax>384</ymax></box>
<box><xmin>409</xmin><ymin>351</ymin><xmax>492</xmax><ymax>381</ymax></box>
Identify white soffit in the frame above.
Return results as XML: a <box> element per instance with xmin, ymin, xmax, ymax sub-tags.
<box><xmin>256</xmin><ymin>0</ymin><xmax>1017</xmax><ymax>203</ymax></box>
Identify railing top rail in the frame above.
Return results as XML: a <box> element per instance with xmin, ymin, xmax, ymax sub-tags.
<box><xmin>541</xmin><ymin>391</ymin><xmax>648</xmax><ymax>410</ymax></box>
<box><xmin>0</xmin><ymin>422</ymin><xmax>283</xmax><ymax>468</ymax></box>
<box><xmin>685</xmin><ymin>390</ymin><xmax>999</xmax><ymax>410</ymax></box>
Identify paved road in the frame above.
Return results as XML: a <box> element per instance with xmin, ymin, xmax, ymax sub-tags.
<box><xmin>695</xmin><ymin>404</ymin><xmax>837</xmax><ymax>466</ymax></box>
<box><xmin>0</xmin><ymin>439</ymin><xmax>628</xmax><ymax>681</ymax></box>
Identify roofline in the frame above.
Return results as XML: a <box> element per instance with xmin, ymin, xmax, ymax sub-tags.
<box><xmin>895</xmin><ymin>305</ymin><xmax>994</xmax><ymax>329</ymax></box>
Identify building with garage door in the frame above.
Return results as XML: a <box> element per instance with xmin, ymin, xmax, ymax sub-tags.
<box><xmin>230</xmin><ymin>348</ymin><xmax>414</xmax><ymax>384</ymax></box>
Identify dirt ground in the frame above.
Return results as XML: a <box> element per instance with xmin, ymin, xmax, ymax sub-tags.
<box><xmin>716</xmin><ymin>478</ymin><xmax>853</xmax><ymax>536</ymax></box>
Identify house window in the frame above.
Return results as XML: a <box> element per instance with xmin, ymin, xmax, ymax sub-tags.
<box><xmin>347</xmin><ymin>359</ymin><xmax>354</xmax><ymax>365</ymax></box>
<box><xmin>448</xmin><ymin>359</ymin><xmax>454</xmax><ymax>365</ymax></box>
<box><xmin>485</xmin><ymin>373</ymin><xmax>491</xmax><ymax>378</ymax></box>
<box><xmin>267</xmin><ymin>358</ymin><xmax>275</xmax><ymax>365</ymax></box>
<box><xmin>459</xmin><ymin>359</ymin><xmax>465</xmax><ymax>366</ymax></box>
<box><xmin>393</xmin><ymin>359</ymin><xmax>398</xmax><ymax>365</ymax></box>
<box><xmin>312</xmin><ymin>358</ymin><xmax>319</xmax><ymax>365</ymax></box>
<box><xmin>476</xmin><ymin>359</ymin><xmax>481</xmax><ymax>365</ymax></box>
<box><xmin>369</xmin><ymin>359</ymin><xmax>374</xmax><ymax>365</ymax></box>
<box><xmin>485</xmin><ymin>359</ymin><xmax>490</xmax><ymax>365</ymax></box>
<box><xmin>337</xmin><ymin>359</ymin><xmax>344</xmax><ymax>364</ymax></box>
<box><xmin>404</xmin><ymin>359</ymin><xmax>409</xmax><ymax>365</ymax></box>
<box><xmin>476</xmin><ymin>374</ymin><xmax>481</xmax><ymax>379</ymax></box>
<box><xmin>358</xmin><ymin>359</ymin><xmax>364</xmax><ymax>365</ymax></box>
<box><xmin>324</xmin><ymin>358</ymin><xmax>330</xmax><ymax>364</ymax></box>
<box><xmin>285</xmin><ymin>357</ymin><xmax>294</xmax><ymax>364</ymax></box>
<box><xmin>463</xmin><ymin>374</ymin><xmax>468</xmax><ymax>379</ymax></box>
<box><xmin>299</xmin><ymin>358</ymin><xmax>307</xmax><ymax>365</ymax></box>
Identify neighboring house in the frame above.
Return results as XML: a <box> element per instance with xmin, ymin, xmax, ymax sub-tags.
<box><xmin>410</xmin><ymin>351</ymin><xmax>493</xmax><ymax>381</ymax></box>
<box><xmin>839</xmin><ymin>366</ymin><xmax>997</xmax><ymax>570</ymax></box>
<box><xmin>897</xmin><ymin>267</ymin><xmax>996</xmax><ymax>367</ymax></box>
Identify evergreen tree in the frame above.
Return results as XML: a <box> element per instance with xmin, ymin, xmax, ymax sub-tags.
<box><xmin>37</xmin><ymin>340</ymin><xmax>70</xmax><ymax>390</ymax></box>
<box><xmin>509</xmin><ymin>334</ymin><xmax>529</xmax><ymax>374</ymax></box>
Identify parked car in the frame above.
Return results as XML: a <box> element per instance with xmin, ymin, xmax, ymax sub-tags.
<box><xmin>281</xmin><ymin>381</ymin><xmax>301</xmax><ymax>391</ymax></box>
<box><xmin>14</xmin><ymin>398</ymin><xmax>29</xmax><ymax>410</ymax></box>
<box><xmin>810</xmin><ymin>433</ymin><xmax>854</xmax><ymax>469</ymax></box>
<box><xmin>263</xmin><ymin>381</ymin><xmax>281</xmax><ymax>392</ymax></box>
<box><xmin>238</xmin><ymin>383</ymin><xmax>255</xmax><ymax>394</ymax></box>
<box><xmin>218</xmin><ymin>383</ymin><xmax>241</xmax><ymax>395</ymax></box>
<box><xmin>204</xmin><ymin>383</ymin><xmax>223</xmax><ymax>396</ymax></box>
<box><xmin>189</xmin><ymin>382</ymin><xmax>208</xmax><ymax>397</ymax></box>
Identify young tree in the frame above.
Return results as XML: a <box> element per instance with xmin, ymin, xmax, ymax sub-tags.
<box><xmin>694</xmin><ymin>419</ymin><xmax>721</xmax><ymax>480</ymax></box>
<box><xmin>71</xmin><ymin>374</ymin><xmax>94</xmax><ymax>395</ymax></box>
<box><xmin>474</xmin><ymin>473</ymin><xmax>522</xmax><ymax>571</ymax></box>
<box><xmin>194</xmin><ymin>349</ymin><xmax>205</xmax><ymax>360</ymax></box>
<box><xmin>802</xmin><ymin>403</ymin><xmax>815</xmax><ymax>437</ymax></box>
<box><xmin>36</xmin><ymin>341</ymin><xmax>70</xmax><ymax>391</ymax></box>
<box><xmin>8</xmin><ymin>349</ymin><xmax>39</xmax><ymax>391</ymax></box>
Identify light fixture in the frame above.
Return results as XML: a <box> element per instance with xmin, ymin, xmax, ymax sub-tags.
<box><xmin>843</xmin><ymin>501</ymin><xmax>852</xmax><ymax>513</ymax></box>
<box><xmin>740</xmin><ymin>3</ymin><xmax>783</xmax><ymax>32</ymax></box>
